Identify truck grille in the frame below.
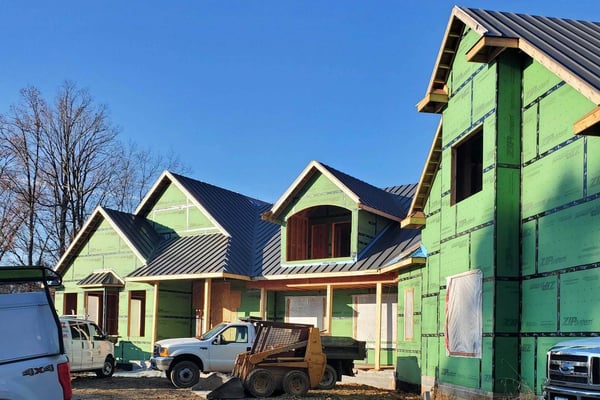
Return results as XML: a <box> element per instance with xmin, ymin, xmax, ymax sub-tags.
<box><xmin>548</xmin><ymin>352</ymin><xmax>600</xmax><ymax>385</ymax></box>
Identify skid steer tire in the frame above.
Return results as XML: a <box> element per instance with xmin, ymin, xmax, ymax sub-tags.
<box><xmin>246</xmin><ymin>368</ymin><xmax>276</xmax><ymax>398</ymax></box>
<box><xmin>170</xmin><ymin>360</ymin><xmax>200</xmax><ymax>388</ymax></box>
<box><xmin>317</xmin><ymin>364</ymin><xmax>337</xmax><ymax>390</ymax></box>
<box><xmin>282</xmin><ymin>370</ymin><xmax>310</xmax><ymax>397</ymax></box>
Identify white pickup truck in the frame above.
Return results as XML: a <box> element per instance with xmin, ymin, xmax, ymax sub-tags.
<box><xmin>151</xmin><ymin>318</ymin><xmax>366</xmax><ymax>389</ymax></box>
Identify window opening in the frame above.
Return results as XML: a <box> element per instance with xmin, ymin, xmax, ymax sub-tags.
<box><xmin>453</xmin><ymin>127</ymin><xmax>483</xmax><ymax>203</ymax></box>
<box><xmin>286</xmin><ymin>206</ymin><xmax>351</xmax><ymax>261</ymax></box>
<box><xmin>128</xmin><ymin>291</ymin><xmax>146</xmax><ymax>337</ymax></box>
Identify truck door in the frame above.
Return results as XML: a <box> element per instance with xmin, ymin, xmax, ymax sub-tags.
<box><xmin>66</xmin><ymin>320</ymin><xmax>86</xmax><ymax>371</ymax></box>
<box><xmin>208</xmin><ymin>325</ymin><xmax>250</xmax><ymax>372</ymax></box>
<box><xmin>76</xmin><ymin>321</ymin><xmax>94</xmax><ymax>370</ymax></box>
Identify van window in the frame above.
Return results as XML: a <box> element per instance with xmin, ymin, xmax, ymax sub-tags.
<box><xmin>90</xmin><ymin>322</ymin><xmax>104</xmax><ymax>340</ymax></box>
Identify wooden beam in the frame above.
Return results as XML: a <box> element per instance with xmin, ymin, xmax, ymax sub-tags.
<box><xmin>152</xmin><ymin>282</ymin><xmax>159</xmax><ymax>344</ymax></box>
<box><xmin>401</xmin><ymin>211</ymin><xmax>426</xmax><ymax>229</ymax></box>
<box><xmin>259</xmin><ymin>287</ymin><xmax>267</xmax><ymax>320</ymax></box>
<box><xmin>325</xmin><ymin>285</ymin><xmax>333</xmax><ymax>335</ymax></box>
<box><xmin>203</xmin><ymin>278</ymin><xmax>212</xmax><ymax>332</ymax></box>
<box><xmin>375</xmin><ymin>282</ymin><xmax>382</xmax><ymax>371</ymax></box>
<box><xmin>466</xmin><ymin>36</ymin><xmax>519</xmax><ymax>63</ymax></box>
<box><xmin>247</xmin><ymin>272</ymin><xmax>400</xmax><ymax>291</ymax></box>
<box><xmin>574</xmin><ymin>106</ymin><xmax>600</xmax><ymax>136</ymax></box>
<box><xmin>417</xmin><ymin>92</ymin><xmax>449</xmax><ymax>113</ymax></box>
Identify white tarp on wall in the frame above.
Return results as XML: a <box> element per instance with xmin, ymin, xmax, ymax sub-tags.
<box><xmin>445</xmin><ymin>269</ymin><xmax>482</xmax><ymax>357</ymax></box>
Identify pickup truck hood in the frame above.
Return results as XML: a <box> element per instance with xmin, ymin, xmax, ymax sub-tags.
<box><xmin>156</xmin><ymin>337</ymin><xmax>204</xmax><ymax>347</ymax></box>
<box><xmin>550</xmin><ymin>338</ymin><xmax>600</xmax><ymax>353</ymax></box>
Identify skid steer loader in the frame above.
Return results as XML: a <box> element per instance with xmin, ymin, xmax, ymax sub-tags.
<box><xmin>197</xmin><ymin>320</ymin><xmax>326</xmax><ymax>399</ymax></box>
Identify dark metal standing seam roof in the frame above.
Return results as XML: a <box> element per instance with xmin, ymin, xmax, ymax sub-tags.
<box><xmin>77</xmin><ymin>270</ymin><xmax>124</xmax><ymax>287</ymax></box>
<box><xmin>320</xmin><ymin>162</ymin><xmax>417</xmax><ymax>220</ymax></box>
<box><xmin>459</xmin><ymin>7</ymin><xmax>600</xmax><ymax>96</ymax></box>
<box><xmin>102</xmin><ymin>208</ymin><xmax>163</xmax><ymax>260</ymax></box>
<box><xmin>258</xmin><ymin>184</ymin><xmax>421</xmax><ymax>277</ymax></box>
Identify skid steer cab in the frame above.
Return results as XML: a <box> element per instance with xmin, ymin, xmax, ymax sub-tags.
<box><xmin>203</xmin><ymin>320</ymin><xmax>327</xmax><ymax>399</ymax></box>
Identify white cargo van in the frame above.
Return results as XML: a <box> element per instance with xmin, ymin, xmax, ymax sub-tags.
<box><xmin>0</xmin><ymin>266</ymin><xmax>72</xmax><ymax>400</ymax></box>
<box><xmin>60</xmin><ymin>316</ymin><xmax>115</xmax><ymax>377</ymax></box>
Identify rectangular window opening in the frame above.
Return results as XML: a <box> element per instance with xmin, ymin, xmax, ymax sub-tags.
<box><xmin>453</xmin><ymin>127</ymin><xmax>483</xmax><ymax>204</ymax></box>
<box><xmin>128</xmin><ymin>291</ymin><xmax>146</xmax><ymax>337</ymax></box>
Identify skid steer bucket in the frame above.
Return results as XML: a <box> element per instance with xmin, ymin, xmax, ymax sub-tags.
<box><xmin>191</xmin><ymin>372</ymin><xmax>245</xmax><ymax>399</ymax></box>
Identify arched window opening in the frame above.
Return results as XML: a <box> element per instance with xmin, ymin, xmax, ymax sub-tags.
<box><xmin>286</xmin><ymin>206</ymin><xmax>351</xmax><ymax>262</ymax></box>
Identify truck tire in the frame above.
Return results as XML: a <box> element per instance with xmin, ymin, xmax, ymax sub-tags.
<box><xmin>318</xmin><ymin>364</ymin><xmax>337</xmax><ymax>390</ymax></box>
<box><xmin>95</xmin><ymin>356</ymin><xmax>115</xmax><ymax>378</ymax></box>
<box><xmin>282</xmin><ymin>370</ymin><xmax>310</xmax><ymax>396</ymax></box>
<box><xmin>245</xmin><ymin>368</ymin><xmax>276</xmax><ymax>398</ymax></box>
<box><xmin>170</xmin><ymin>360</ymin><xmax>200</xmax><ymax>388</ymax></box>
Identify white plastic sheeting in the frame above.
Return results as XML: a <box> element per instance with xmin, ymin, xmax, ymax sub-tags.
<box><xmin>445</xmin><ymin>270</ymin><xmax>482</xmax><ymax>358</ymax></box>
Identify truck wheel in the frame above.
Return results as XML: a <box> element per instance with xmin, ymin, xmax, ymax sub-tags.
<box><xmin>246</xmin><ymin>368</ymin><xmax>276</xmax><ymax>398</ymax></box>
<box><xmin>282</xmin><ymin>369</ymin><xmax>310</xmax><ymax>396</ymax></box>
<box><xmin>170</xmin><ymin>360</ymin><xmax>200</xmax><ymax>388</ymax></box>
<box><xmin>95</xmin><ymin>356</ymin><xmax>115</xmax><ymax>378</ymax></box>
<box><xmin>318</xmin><ymin>364</ymin><xmax>337</xmax><ymax>390</ymax></box>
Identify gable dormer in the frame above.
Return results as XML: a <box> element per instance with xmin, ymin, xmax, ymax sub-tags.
<box><xmin>263</xmin><ymin>161</ymin><xmax>413</xmax><ymax>264</ymax></box>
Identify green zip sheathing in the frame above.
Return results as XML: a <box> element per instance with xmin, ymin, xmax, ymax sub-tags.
<box><xmin>416</xmin><ymin>25</ymin><xmax>526</xmax><ymax>396</ymax></box>
<box><xmin>146</xmin><ymin>182</ymin><xmax>219</xmax><ymax>236</ymax></box>
<box><xmin>54</xmin><ymin>217</ymin><xmax>156</xmax><ymax>363</ymax></box>
<box><xmin>397</xmin><ymin>271</ymin><xmax>422</xmax><ymax>386</ymax></box>
<box><xmin>519</xmin><ymin>55</ymin><xmax>598</xmax><ymax>394</ymax></box>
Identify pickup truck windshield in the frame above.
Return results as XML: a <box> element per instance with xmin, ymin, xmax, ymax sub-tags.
<box><xmin>198</xmin><ymin>323</ymin><xmax>228</xmax><ymax>340</ymax></box>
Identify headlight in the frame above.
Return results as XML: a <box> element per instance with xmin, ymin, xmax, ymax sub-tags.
<box><xmin>158</xmin><ymin>346</ymin><xmax>169</xmax><ymax>357</ymax></box>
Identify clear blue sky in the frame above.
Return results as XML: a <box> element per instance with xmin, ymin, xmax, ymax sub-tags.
<box><xmin>1</xmin><ymin>1</ymin><xmax>598</xmax><ymax>203</ymax></box>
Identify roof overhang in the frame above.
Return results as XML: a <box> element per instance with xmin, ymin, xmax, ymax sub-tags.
<box><xmin>77</xmin><ymin>270</ymin><xmax>125</xmax><ymax>288</ymax></box>
<box><xmin>125</xmin><ymin>272</ymin><xmax>251</xmax><ymax>283</ymax></box>
<box><xmin>574</xmin><ymin>106</ymin><xmax>600</xmax><ymax>136</ymax></box>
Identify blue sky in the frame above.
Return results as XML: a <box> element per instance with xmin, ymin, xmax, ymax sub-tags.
<box><xmin>1</xmin><ymin>1</ymin><xmax>598</xmax><ymax>203</ymax></box>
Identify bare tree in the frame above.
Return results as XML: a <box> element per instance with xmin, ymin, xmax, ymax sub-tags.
<box><xmin>0</xmin><ymin>87</ymin><xmax>49</xmax><ymax>265</ymax></box>
<box><xmin>40</xmin><ymin>81</ymin><xmax>120</xmax><ymax>257</ymax></box>
<box><xmin>0</xmin><ymin>81</ymin><xmax>191</xmax><ymax>265</ymax></box>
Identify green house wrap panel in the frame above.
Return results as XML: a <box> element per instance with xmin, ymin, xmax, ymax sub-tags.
<box><xmin>424</xmin><ymin>336</ymin><xmax>440</xmax><ymax>377</ymax></box>
<box><xmin>481</xmin><ymin>337</ymin><xmax>493</xmax><ymax>392</ymax></box>
<box><xmin>522</xmin><ymin>276</ymin><xmax>558</xmax><ymax>332</ymax></box>
<box><xmin>455</xmin><ymin>170</ymin><xmax>494</xmax><ymax>232</ymax></box>
<box><xmin>438</xmin><ymin>348</ymin><xmax>481</xmax><ymax>388</ymax></box>
<box><xmin>560</xmin><ymin>269</ymin><xmax>600</xmax><ymax>332</ymax></box>
<box><xmin>482</xmin><ymin>116</ymin><xmax>497</xmax><ymax>166</ymax></box>
<box><xmin>470</xmin><ymin>226</ymin><xmax>494</xmax><ymax>277</ymax></box>
<box><xmin>440</xmin><ymin>236</ymin><xmax>470</xmax><ymax>277</ymax></box>
<box><xmin>440</xmin><ymin>148</ymin><xmax>452</xmax><ymax>197</ymax></box>
<box><xmin>444</xmin><ymin>86</ymin><xmax>472</xmax><ymax>143</ymax></box>
<box><xmin>482</xmin><ymin>281</ymin><xmax>494</xmax><ymax>333</ymax></box>
<box><xmin>396</xmin><ymin>351</ymin><xmax>422</xmax><ymax>385</ymax></box>
<box><xmin>440</xmin><ymin>205</ymin><xmax>456</xmax><ymax>240</ymax></box>
<box><xmin>422</xmin><ymin>211</ymin><xmax>441</xmax><ymax>253</ymax></box>
<box><xmin>539</xmin><ymin>85</ymin><xmax>595</xmax><ymax>154</ymax></box>
<box><xmin>522</xmin><ymin>140</ymin><xmax>584</xmax><ymax>218</ymax></box>
<box><xmin>520</xmin><ymin>337</ymin><xmax>537</xmax><ymax>394</ymax></box>
<box><xmin>494</xmin><ymin>281</ymin><xmax>519</xmax><ymax>333</ymax></box>
<box><xmin>538</xmin><ymin>199</ymin><xmax>600</xmax><ymax>272</ymax></box>
<box><xmin>283</xmin><ymin>173</ymin><xmax>356</xmax><ymax>216</ymax></box>
<box><xmin>427</xmin><ymin>173</ymin><xmax>442</xmax><ymax>214</ymax></box>
<box><xmin>521</xmin><ymin>221</ymin><xmax>536</xmax><ymax>276</ymax></box>
<box><xmin>450</xmin><ymin>29</ymin><xmax>483</xmax><ymax>95</ymax></box>
<box><xmin>496</xmin><ymin>168</ymin><xmax>520</xmax><ymax>277</ymax></box>
<box><xmin>426</xmin><ymin>254</ymin><xmax>441</xmax><ymax>294</ymax></box>
<box><xmin>587</xmin><ymin>137</ymin><xmax>600</xmax><ymax>196</ymax></box>
<box><xmin>88</xmin><ymin>223</ymin><xmax>120</xmax><ymax>253</ymax></box>
<box><xmin>421</xmin><ymin>295</ymin><xmax>439</xmax><ymax>335</ymax></box>
<box><xmin>494</xmin><ymin>337</ymin><xmax>519</xmax><ymax>393</ymax></box>
<box><xmin>522</xmin><ymin>60</ymin><xmax>563</xmax><ymax>108</ymax></box>
<box><xmin>522</xmin><ymin>106</ymin><xmax>539</xmax><ymax>162</ymax></box>
<box><xmin>496</xmin><ymin>53</ymin><xmax>522</xmax><ymax>166</ymax></box>
<box><xmin>472</xmin><ymin>65</ymin><xmax>496</xmax><ymax>123</ymax></box>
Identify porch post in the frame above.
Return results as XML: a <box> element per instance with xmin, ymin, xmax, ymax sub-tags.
<box><xmin>325</xmin><ymin>284</ymin><xmax>333</xmax><ymax>334</ymax></box>
<box><xmin>259</xmin><ymin>287</ymin><xmax>267</xmax><ymax>320</ymax></box>
<box><xmin>375</xmin><ymin>282</ymin><xmax>382</xmax><ymax>370</ymax></box>
<box><xmin>152</xmin><ymin>282</ymin><xmax>159</xmax><ymax>343</ymax></box>
<box><xmin>203</xmin><ymin>278</ymin><xmax>212</xmax><ymax>332</ymax></box>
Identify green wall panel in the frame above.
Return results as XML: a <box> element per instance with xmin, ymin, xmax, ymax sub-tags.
<box><xmin>496</xmin><ymin>168</ymin><xmax>520</xmax><ymax>277</ymax></box>
<box><xmin>538</xmin><ymin>199</ymin><xmax>600</xmax><ymax>272</ymax></box>
<box><xmin>560</xmin><ymin>268</ymin><xmax>600</xmax><ymax>332</ymax></box>
<box><xmin>438</xmin><ymin>349</ymin><xmax>481</xmax><ymax>388</ymax></box>
<box><xmin>427</xmin><ymin>173</ymin><xmax>442</xmax><ymax>214</ymax></box>
<box><xmin>455</xmin><ymin>171</ymin><xmax>494</xmax><ymax>232</ymax></box>
<box><xmin>522</xmin><ymin>140</ymin><xmax>584</xmax><ymax>218</ymax></box>
<box><xmin>519</xmin><ymin>337</ymin><xmax>536</xmax><ymax>394</ymax></box>
<box><xmin>538</xmin><ymin>85</ymin><xmax>595</xmax><ymax>154</ymax></box>
<box><xmin>522</xmin><ymin>106</ymin><xmax>538</xmax><ymax>162</ymax></box>
<box><xmin>481</xmin><ymin>337</ymin><xmax>493</xmax><ymax>392</ymax></box>
<box><xmin>495</xmin><ymin>282</ymin><xmax>519</xmax><ymax>333</ymax></box>
<box><xmin>421</xmin><ymin>296</ymin><xmax>439</xmax><ymax>335</ymax></box>
<box><xmin>587</xmin><ymin>137</ymin><xmax>600</xmax><ymax>196</ymax></box>
<box><xmin>494</xmin><ymin>337</ymin><xmax>519</xmax><ymax>393</ymax></box>
<box><xmin>522</xmin><ymin>276</ymin><xmax>558</xmax><ymax>332</ymax></box>
<box><xmin>521</xmin><ymin>221</ymin><xmax>536</xmax><ymax>276</ymax></box>
<box><xmin>426</xmin><ymin>254</ymin><xmax>440</xmax><ymax>294</ymax></box>
<box><xmin>472</xmin><ymin>64</ymin><xmax>496</xmax><ymax>123</ymax></box>
<box><xmin>283</xmin><ymin>173</ymin><xmax>355</xmax><ymax>217</ymax></box>
<box><xmin>482</xmin><ymin>280</ymin><xmax>494</xmax><ymax>333</ymax></box>
<box><xmin>522</xmin><ymin>60</ymin><xmax>562</xmax><ymax>107</ymax></box>
<box><xmin>422</xmin><ymin>212</ymin><xmax>440</xmax><ymax>253</ymax></box>
<box><xmin>424</xmin><ymin>336</ymin><xmax>440</xmax><ymax>377</ymax></box>
<box><xmin>470</xmin><ymin>226</ymin><xmax>494</xmax><ymax>278</ymax></box>
<box><xmin>440</xmin><ymin>236</ymin><xmax>470</xmax><ymax>277</ymax></box>
<box><xmin>444</xmin><ymin>86</ymin><xmax>472</xmax><ymax>143</ymax></box>
<box><xmin>440</xmin><ymin>206</ymin><xmax>456</xmax><ymax>240</ymax></box>
<box><xmin>450</xmin><ymin>29</ymin><xmax>482</xmax><ymax>95</ymax></box>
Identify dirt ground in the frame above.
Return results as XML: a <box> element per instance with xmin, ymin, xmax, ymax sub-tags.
<box><xmin>71</xmin><ymin>375</ymin><xmax>420</xmax><ymax>400</ymax></box>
